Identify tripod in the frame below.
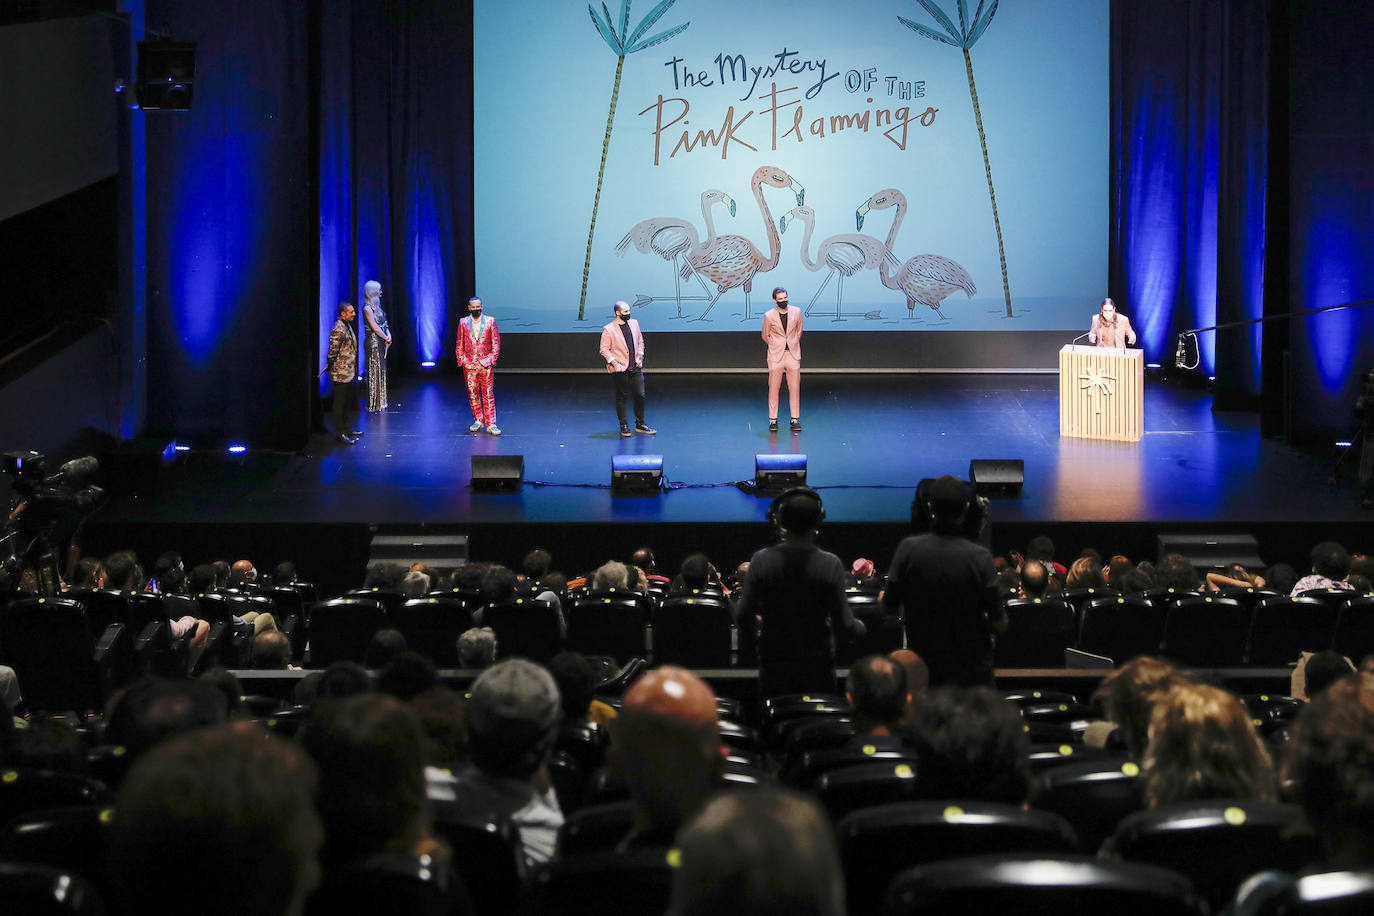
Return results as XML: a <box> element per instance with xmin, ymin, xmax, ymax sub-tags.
<box><xmin>1329</xmin><ymin>419</ymin><xmax>1374</xmax><ymax>509</ymax></box>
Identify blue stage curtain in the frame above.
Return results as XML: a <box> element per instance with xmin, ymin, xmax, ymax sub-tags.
<box><xmin>143</xmin><ymin>0</ymin><xmax>313</xmax><ymax>450</ymax></box>
<box><xmin>317</xmin><ymin>0</ymin><xmax>474</xmax><ymax>385</ymax></box>
<box><xmin>1110</xmin><ymin>0</ymin><xmax>1268</xmax><ymax>382</ymax></box>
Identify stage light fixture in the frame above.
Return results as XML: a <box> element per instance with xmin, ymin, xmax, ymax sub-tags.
<box><xmin>611</xmin><ymin>454</ymin><xmax>663</xmax><ymax>494</ymax></box>
<box><xmin>420</xmin><ymin>361</ymin><xmax>436</xmax><ymax>368</ymax></box>
<box><xmin>173</xmin><ymin>444</ymin><xmax>191</xmax><ymax>452</ymax></box>
<box><xmin>754</xmin><ymin>453</ymin><xmax>807</xmax><ymax>495</ymax></box>
<box><xmin>227</xmin><ymin>444</ymin><xmax>247</xmax><ymax>454</ymax></box>
<box><xmin>136</xmin><ymin>40</ymin><xmax>195</xmax><ymax>110</ymax></box>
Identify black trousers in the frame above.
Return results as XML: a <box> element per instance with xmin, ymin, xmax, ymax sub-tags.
<box><xmin>330</xmin><ymin>378</ymin><xmax>358</xmax><ymax>435</ymax></box>
<box><xmin>611</xmin><ymin>367</ymin><xmax>646</xmax><ymax>427</ymax></box>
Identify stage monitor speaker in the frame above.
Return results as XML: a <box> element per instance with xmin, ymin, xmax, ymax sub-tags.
<box><xmin>471</xmin><ymin>455</ymin><xmax>523</xmax><ymax>492</ymax></box>
<box><xmin>969</xmin><ymin>458</ymin><xmax>1023</xmax><ymax>497</ymax></box>
<box><xmin>136</xmin><ymin>40</ymin><xmax>196</xmax><ymax>110</ymax></box>
<box><xmin>611</xmin><ymin>454</ymin><xmax>663</xmax><ymax>494</ymax></box>
<box><xmin>755</xmin><ymin>453</ymin><xmax>807</xmax><ymax>495</ymax></box>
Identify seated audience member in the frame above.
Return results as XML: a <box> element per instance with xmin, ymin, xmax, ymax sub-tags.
<box><xmin>362</xmin><ymin>561</ymin><xmax>407</xmax><ymax>592</ymax></box>
<box><xmin>376</xmin><ymin>651</ymin><xmax>439</xmax><ymax>702</ymax></box>
<box><xmin>457</xmin><ymin>626</ymin><xmax>497</xmax><ymax>669</ymax></box>
<box><xmin>1205</xmin><ymin>563</ymin><xmax>1267</xmax><ymax>591</ymax></box>
<box><xmin>300</xmin><ymin>693</ymin><xmax>465</xmax><ymax>911</ymax></box>
<box><xmin>103</xmin><ymin>676</ymin><xmax>229</xmax><ymax>761</ymax></box>
<box><xmin>1292</xmin><ymin>541</ymin><xmax>1354</xmax><ymax>595</ymax></box>
<box><xmin>629</xmin><ymin>564</ymin><xmax>651</xmax><ymax>594</ymax></box>
<box><xmin>199</xmin><ymin>667</ymin><xmax>245</xmax><ymax>716</ymax></box>
<box><xmin>549</xmin><ymin>650</ymin><xmax>618</xmax><ymax>726</ymax></box>
<box><xmin>410</xmin><ymin>685</ymin><xmax>469</xmax><ymax>800</ymax></box>
<box><xmin>450</xmin><ymin>561</ymin><xmax>490</xmax><ymax>595</ymax></box>
<box><xmin>399</xmin><ymin>569</ymin><xmax>430</xmax><ymax>598</ymax></box>
<box><xmin>670</xmin><ymin>553</ymin><xmax>717</xmax><ymax>595</ymax></box>
<box><xmin>609</xmin><ymin>666</ymin><xmax>725</xmax><ymax>849</ymax></box>
<box><xmin>69</xmin><ymin>557</ymin><xmax>106</xmax><ymax>589</ymax></box>
<box><xmin>294</xmin><ymin>671</ymin><xmax>325</xmax><ymax>707</ymax></box>
<box><xmin>592</xmin><ymin>559</ymin><xmax>632</xmax><ymax>592</ymax></box>
<box><xmin>669</xmin><ymin>788</ymin><xmax>845</xmax><ymax>916</ymax></box>
<box><xmin>149</xmin><ymin>551</ymin><xmax>186</xmax><ymax>594</ymax></box>
<box><xmin>475</xmin><ymin>564</ymin><xmax>565</xmax><ymax>637</ymax></box>
<box><xmin>211</xmin><ymin>559</ymin><xmax>232</xmax><ymax>589</ymax></box>
<box><xmin>902</xmin><ymin>686</ymin><xmax>1030</xmax><ymax>804</ymax></box>
<box><xmin>1283</xmin><ymin>671</ymin><xmax>1374</xmax><ymax>865</ymax></box>
<box><xmin>313</xmin><ymin>660</ymin><xmax>372</xmax><ymax>701</ymax></box>
<box><xmin>1024</xmin><ymin>534</ymin><xmax>1065</xmax><ymax>577</ymax></box>
<box><xmin>110</xmin><ymin>722</ymin><xmax>323</xmax><ymax>916</ymax></box>
<box><xmin>188</xmin><ymin>562</ymin><xmax>218</xmax><ymax>594</ymax></box>
<box><xmin>0</xmin><ymin>664</ymin><xmax>22</xmax><ymax>719</ymax></box>
<box><xmin>363</xmin><ymin>628</ymin><xmax>408</xmax><ymax>669</ymax></box>
<box><xmin>521</xmin><ymin>548</ymin><xmax>554</xmax><ymax>591</ymax></box>
<box><xmin>996</xmin><ymin>567</ymin><xmax>1021</xmax><ymax>597</ymax></box>
<box><xmin>252</xmin><ymin>628</ymin><xmax>296</xmax><ymax>670</ymax></box>
<box><xmin>1153</xmin><ymin>553</ymin><xmax>1203</xmax><ymax>592</ymax></box>
<box><xmin>888</xmin><ymin>649</ymin><xmax>930</xmax><ymax>725</ymax></box>
<box><xmin>272</xmin><ymin>561</ymin><xmax>298</xmax><ymax>585</ymax></box>
<box><xmin>1118</xmin><ymin>564</ymin><xmax>1155</xmax><ymax>592</ymax></box>
<box><xmin>1143</xmin><ymin>682</ymin><xmax>1276</xmax><ymax>806</ymax></box>
<box><xmin>1298</xmin><ymin>650</ymin><xmax>1356</xmax><ymax>700</ymax></box>
<box><xmin>103</xmin><ymin>549</ymin><xmax>143</xmax><ymax>592</ymax></box>
<box><xmin>1065</xmin><ymin>556</ymin><xmax>1108</xmax><ymax>590</ymax></box>
<box><xmin>450</xmin><ymin>659</ymin><xmax>564</xmax><ymax>870</ymax></box>
<box><xmin>1105</xmin><ymin>554</ymin><xmax>1133</xmax><ymax>586</ymax></box>
<box><xmin>1019</xmin><ymin>559</ymin><xmax>1051</xmax><ymax>598</ymax></box>
<box><xmin>1262</xmin><ymin>562</ymin><xmax>1297</xmax><ymax>596</ymax></box>
<box><xmin>846</xmin><ymin>654</ymin><xmax>909</xmax><ymax>741</ymax></box>
<box><xmin>228</xmin><ymin>559</ymin><xmax>259</xmax><ymax>589</ymax></box>
<box><xmin>631</xmin><ymin>546</ymin><xmax>672</xmax><ymax>587</ymax></box>
<box><xmin>849</xmin><ymin>557</ymin><xmax>881</xmax><ymax>593</ymax></box>
<box><xmin>1087</xmin><ymin>656</ymin><xmax>1189</xmax><ymax>755</ymax></box>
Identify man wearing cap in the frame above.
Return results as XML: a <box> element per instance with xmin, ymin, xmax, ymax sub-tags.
<box><xmin>443</xmin><ymin>658</ymin><xmax>563</xmax><ymax>869</ymax></box>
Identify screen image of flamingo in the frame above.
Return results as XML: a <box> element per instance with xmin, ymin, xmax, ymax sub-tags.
<box><xmin>474</xmin><ymin>0</ymin><xmax>1108</xmax><ymax>333</ymax></box>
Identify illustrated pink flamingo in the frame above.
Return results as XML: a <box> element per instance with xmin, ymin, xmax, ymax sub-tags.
<box><xmin>683</xmin><ymin>165</ymin><xmax>804</xmax><ymax>320</ymax></box>
<box><xmin>616</xmin><ymin>189</ymin><xmax>736</xmax><ymax>317</ymax></box>
<box><xmin>778</xmin><ymin>205</ymin><xmax>895</xmax><ymax>320</ymax></box>
<box><xmin>856</xmin><ymin>188</ymin><xmax>976</xmax><ymax>319</ymax></box>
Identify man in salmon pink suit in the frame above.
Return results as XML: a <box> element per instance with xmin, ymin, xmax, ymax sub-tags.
<box><xmin>762</xmin><ymin>286</ymin><xmax>802</xmax><ymax>432</ymax></box>
<box><xmin>599</xmin><ymin>300</ymin><xmax>655</xmax><ymax>438</ymax></box>
<box><xmin>456</xmin><ymin>296</ymin><xmax>501</xmax><ymax>435</ymax></box>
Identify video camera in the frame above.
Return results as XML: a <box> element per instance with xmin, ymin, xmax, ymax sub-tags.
<box><xmin>3</xmin><ymin>451</ymin><xmax>104</xmax><ymax>595</ymax></box>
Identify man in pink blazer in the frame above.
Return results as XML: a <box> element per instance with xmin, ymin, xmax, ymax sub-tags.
<box><xmin>456</xmin><ymin>296</ymin><xmax>502</xmax><ymax>435</ymax></box>
<box><xmin>599</xmin><ymin>300</ymin><xmax>655</xmax><ymax>437</ymax></box>
<box><xmin>762</xmin><ymin>287</ymin><xmax>803</xmax><ymax>432</ymax></box>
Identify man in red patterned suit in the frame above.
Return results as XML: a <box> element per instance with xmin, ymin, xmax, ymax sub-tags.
<box><xmin>456</xmin><ymin>297</ymin><xmax>502</xmax><ymax>435</ymax></box>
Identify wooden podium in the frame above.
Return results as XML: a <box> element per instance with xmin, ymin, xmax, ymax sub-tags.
<box><xmin>1059</xmin><ymin>345</ymin><xmax>1143</xmax><ymax>441</ymax></box>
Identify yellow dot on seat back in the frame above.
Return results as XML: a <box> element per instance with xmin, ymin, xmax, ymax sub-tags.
<box><xmin>802</xmin><ymin>696</ymin><xmax>812</xmax><ymax>702</ymax></box>
<box><xmin>942</xmin><ymin>806</ymin><xmax>964</xmax><ymax>820</ymax></box>
<box><xmin>1224</xmin><ymin>807</ymin><xmax>1247</xmax><ymax>826</ymax></box>
<box><xmin>665</xmin><ymin>848</ymin><xmax>681</xmax><ymax>868</ymax></box>
<box><xmin>1259</xmin><ymin>695</ymin><xmax>1270</xmax><ymax>701</ymax></box>
<box><xmin>1253</xmin><ymin>719</ymin><xmax>1264</xmax><ymax>727</ymax></box>
<box><xmin>99</xmin><ymin>808</ymin><xmax>116</xmax><ymax>824</ymax></box>
<box><xmin>862</xmin><ymin>744</ymin><xmax>877</xmax><ymax>755</ymax></box>
<box><xmin>1058</xmin><ymin>704</ymin><xmax>1069</xmax><ymax>711</ymax></box>
<box><xmin>1059</xmin><ymin>745</ymin><xmax>1074</xmax><ymax>756</ymax></box>
<box><xmin>2</xmin><ymin>771</ymin><xmax>16</xmax><ymax>783</ymax></box>
<box><xmin>1122</xmin><ymin>762</ymin><xmax>1140</xmax><ymax>776</ymax></box>
<box><xmin>1032</xmin><ymin>691</ymin><xmax>1043</xmax><ymax>698</ymax></box>
<box><xmin>894</xmin><ymin>764</ymin><xmax>914</xmax><ymax>779</ymax></box>
<box><xmin>113</xmin><ymin>746</ymin><xmax>127</xmax><ymax>757</ymax></box>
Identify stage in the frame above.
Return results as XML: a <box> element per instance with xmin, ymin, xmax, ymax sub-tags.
<box><xmin>82</xmin><ymin>372</ymin><xmax>1367</xmax><ymax>592</ymax></box>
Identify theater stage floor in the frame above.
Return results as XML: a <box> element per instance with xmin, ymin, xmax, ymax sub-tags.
<box><xmin>104</xmin><ymin>373</ymin><xmax>1365</xmax><ymax>528</ymax></box>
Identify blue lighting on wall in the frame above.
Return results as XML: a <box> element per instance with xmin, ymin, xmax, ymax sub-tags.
<box><xmin>407</xmin><ymin>177</ymin><xmax>447</xmax><ymax>365</ymax></box>
<box><xmin>1124</xmin><ymin>76</ymin><xmax>1182</xmax><ymax>363</ymax></box>
<box><xmin>1301</xmin><ymin>199</ymin><xmax>1360</xmax><ymax>393</ymax></box>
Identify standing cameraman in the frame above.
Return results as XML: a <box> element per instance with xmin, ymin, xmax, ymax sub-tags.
<box><xmin>1356</xmin><ymin>369</ymin><xmax>1374</xmax><ymax>510</ymax></box>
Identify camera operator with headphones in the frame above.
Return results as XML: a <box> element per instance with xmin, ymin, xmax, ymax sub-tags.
<box><xmin>882</xmin><ymin>475</ymin><xmax>1005</xmax><ymax>687</ymax></box>
<box><xmin>736</xmin><ymin>487</ymin><xmax>865</xmax><ymax>699</ymax></box>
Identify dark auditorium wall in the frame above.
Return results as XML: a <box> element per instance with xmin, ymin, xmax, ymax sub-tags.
<box><xmin>141</xmin><ymin>0</ymin><xmax>314</xmax><ymax>450</ymax></box>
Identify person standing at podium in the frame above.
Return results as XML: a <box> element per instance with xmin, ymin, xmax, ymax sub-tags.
<box><xmin>1088</xmin><ymin>297</ymin><xmax>1136</xmax><ymax>347</ymax></box>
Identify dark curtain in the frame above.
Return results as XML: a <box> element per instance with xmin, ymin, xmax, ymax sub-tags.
<box><xmin>1110</xmin><ymin>0</ymin><xmax>1268</xmax><ymax>389</ymax></box>
<box><xmin>317</xmin><ymin>0</ymin><xmax>474</xmax><ymax>386</ymax></box>
<box><xmin>143</xmin><ymin>0</ymin><xmax>313</xmax><ymax>450</ymax></box>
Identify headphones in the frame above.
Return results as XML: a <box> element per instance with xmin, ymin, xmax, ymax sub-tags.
<box><xmin>767</xmin><ymin>486</ymin><xmax>825</xmax><ymax>530</ymax></box>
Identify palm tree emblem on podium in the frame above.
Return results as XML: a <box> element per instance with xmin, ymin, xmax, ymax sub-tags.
<box><xmin>1080</xmin><ymin>365</ymin><xmax>1116</xmax><ymax>415</ymax></box>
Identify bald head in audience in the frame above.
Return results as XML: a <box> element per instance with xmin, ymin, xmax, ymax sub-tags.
<box><xmin>610</xmin><ymin>666</ymin><xmax>724</xmax><ymax>844</ymax></box>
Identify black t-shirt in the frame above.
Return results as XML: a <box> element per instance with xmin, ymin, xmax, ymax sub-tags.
<box><xmin>618</xmin><ymin>321</ymin><xmax>636</xmax><ymax>369</ymax></box>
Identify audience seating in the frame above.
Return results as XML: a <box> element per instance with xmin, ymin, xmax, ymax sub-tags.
<box><xmin>305</xmin><ymin>596</ymin><xmax>387</xmax><ymax>667</ymax></box>
<box><xmin>1333</xmin><ymin>595</ymin><xmax>1374</xmax><ymax>664</ymax></box>
<box><xmin>650</xmin><ymin>594</ymin><xmax>732</xmax><ymax>667</ymax></box>
<box><xmin>1030</xmin><ymin>758</ymin><xmax>1143</xmax><ymax>853</ymax></box>
<box><xmin>813</xmin><ymin>761</ymin><xmax>925</xmax><ymax>822</ymax></box>
<box><xmin>1077</xmin><ymin>595</ymin><xmax>1165</xmax><ymax>663</ymax></box>
<box><xmin>555</xmin><ymin>721</ymin><xmax>608</xmax><ymax>774</ymax></box>
<box><xmin>346</xmin><ymin>587</ymin><xmax>408</xmax><ymax>615</ymax></box>
<box><xmin>546</xmin><ymin>750</ymin><xmax>586</xmax><ymax>814</ymax></box>
<box><xmin>306</xmin><ymin>851</ymin><xmax>475</xmax><ymax>916</ymax></box>
<box><xmin>837</xmin><ymin>593</ymin><xmax>905</xmax><ymax>665</ymax></box>
<box><xmin>764</xmin><ymin>697</ymin><xmax>851</xmax><ymax>736</ymax></box>
<box><xmin>883</xmin><ymin>853</ymin><xmax>1205</xmax><ymax>916</ymax></box>
<box><xmin>1105</xmin><ymin>800</ymin><xmax>1318</xmax><ymax>912</ymax></box>
<box><xmin>523</xmin><ymin>848</ymin><xmax>675</xmax><ymax>916</ymax></box>
<box><xmin>717</xmin><ymin>720</ymin><xmax>765</xmax><ymax>755</ymax></box>
<box><xmin>429</xmin><ymin>807</ymin><xmax>522</xmax><ymax>916</ymax></box>
<box><xmin>0</xmin><ymin>598</ymin><xmax>127</xmax><ymax>714</ymax></box>
<box><xmin>995</xmin><ymin>598</ymin><xmax>1076</xmax><ymax>667</ymax></box>
<box><xmin>0</xmin><ymin>805</ymin><xmax>115</xmax><ymax>898</ymax></box>
<box><xmin>784</xmin><ymin>744</ymin><xmax>920</xmax><ymax>789</ymax></box>
<box><xmin>1061</xmin><ymin>587</ymin><xmax>1114</xmax><ymax>626</ymax></box>
<box><xmin>1159</xmin><ymin>595</ymin><xmax>1248</xmax><ymax>666</ymax></box>
<box><xmin>1215</xmin><ymin>586</ymin><xmax>1281</xmax><ymax>614</ymax></box>
<box><xmin>392</xmin><ymin>597</ymin><xmax>472</xmax><ymax>667</ymax></box>
<box><xmin>566</xmin><ymin>591</ymin><xmax>651</xmax><ymax>664</ymax></box>
<box><xmin>1231</xmin><ymin>869</ymin><xmax>1374</xmax><ymax>915</ymax></box>
<box><xmin>0</xmin><ymin>769</ymin><xmax>110</xmax><ymax>826</ymax></box>
<box><xmin>483</xmin><ymin>596</ymin><xmax>562</xmax><ymax>663</ymax></box>
<box><xmin>837</xmin><ymin>801</ymin><xmax>1079</xmax><ymax>915</ymax></box>
<box><xmin>1004</xmin><ymin>689</ymin><xmax>1078</xmax><ymax>707</ymax></box>
<box><xmin>556</xmin><ymin>800</ymin><xmax>637</xmax><ymax>856</ymax></box>
<box><xmin>1246</xmin><ymin>596</ymin><xmax>1336</xmax><ymax>665</ymax></box>
<box><xmin>0</xmin><ymin>861</ymin><xmax>108</xmax><ymax>916</ymax></box>
<box><xmin>778</xmin><ymin>717</ymin><xmax>856</xmax><ymax>759</ymax></box>
<box><xmin>1026</xmin><ymin>743</ymin><xmax>1113</xmax><ymax>775</ymax></box>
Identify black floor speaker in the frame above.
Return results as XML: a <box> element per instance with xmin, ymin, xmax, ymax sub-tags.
<box><xmin>969</xmin><ymin>458</ymin><xmax>1024</xmax><ymax>497</ymax></box>
<box><xmin>471</xmin><ymin>455</ymin><xmax>524</xmax><ymax>491</ymax></box>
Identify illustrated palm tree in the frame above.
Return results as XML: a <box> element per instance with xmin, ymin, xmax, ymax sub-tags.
<box><xmin>898</xmin><ymin>0</ymin><xmax>1013</xmax><ymax>317</ymax></box>
<box><xmin>578</xmin><ymin>0</ymin><xmax>691</xmax><ymax>321</ymax></box>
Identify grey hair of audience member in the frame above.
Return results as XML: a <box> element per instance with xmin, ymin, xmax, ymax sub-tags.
<box><xmin>592</xmin><ymin>560</ymin><xmax>631</xmax><ymax>592</ymax></box>
<box><xmin>457</xmin><ymin>627</ymin><xmax>497</xmax><ymax>669</ymax></box>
